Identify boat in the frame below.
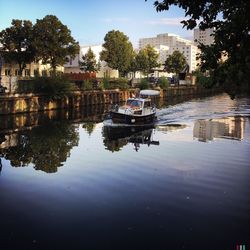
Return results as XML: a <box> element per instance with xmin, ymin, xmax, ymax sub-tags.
<box><xmin>109</xmin><ymin>89</ymin><xmax>160</xmax><ymax>125</ymax></box>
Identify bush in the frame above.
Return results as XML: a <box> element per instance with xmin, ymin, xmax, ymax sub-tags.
<box><xmin>82</xmin><ymin>79</ymin><xmax>92</xmax><ymax>90</ymax></box>
<box><xmin>139</xmin><ymin>78</ymin><xmax>150</xmax><ymax>90</ymax></box>
<box><xmin>17</xmin><ymin>75</ymin><xmax>76</xmax><ymax>99</ymax></box>
<box><xmin>194</xmin><ymin>71</ymin><xmax>214</xmax><ymax>89</ymax></box>
<box><xmin>158</xmin><ymin>76</ymin><xmax>169</xmax><ymax>89</ymax></box>
<box><xmin>110</xmin><ymin>78</ymin><xmax>129</xmax><ymax>90</ymax></box>
<box><xmin>101</xmin><ymin>77</ymin><xmax>111</xmax><ymax>89</ymax></box>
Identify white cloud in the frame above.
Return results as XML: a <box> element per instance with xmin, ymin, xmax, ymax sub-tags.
<box><xmin>145</xmin><ymin>17</ymin><xmax>185</xmax><ymax>26</ymax></box>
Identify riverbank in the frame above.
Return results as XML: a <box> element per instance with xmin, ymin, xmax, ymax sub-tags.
<box><xmin>0</xmin><ymin>86</ymin><xmax>222</xmax><ymax>115</ymax></box>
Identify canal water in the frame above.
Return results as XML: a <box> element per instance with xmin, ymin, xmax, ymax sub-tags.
<box><xmin>0</xmin><ymin>94</ymin><xmax>249</xmax><ymax>250</ymax></box>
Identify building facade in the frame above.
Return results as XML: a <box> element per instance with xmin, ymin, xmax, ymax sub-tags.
<box><xmin>139</xmin><ymin>33</ymin><xmax>193</xmax><ymax>50</ymax></box>
<box><xmin>193</xmin><ymin>28</ymin><xmax>215</xmax><ymax>46</ymax></box>
<box><xmin>64</xmin><ymin>45</ymin><xmax>118</xmax><ymax>78</ymax></box>
<box><xmin>0</xmin><ymin>61</ymin><xmax>63</xmax><ymax>93</ymax></box>
<box><xmin>139</xmin><ymin>33</ymin><xmax>199</xmax><ymax>73</ymax></box>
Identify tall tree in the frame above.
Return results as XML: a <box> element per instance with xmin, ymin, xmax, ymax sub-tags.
<box><xmin>128</xmin><ymin>51</ymin><xmax>139</xmax><ymax>78</ymax></box>
<box><xmin>152</xmin><ymin>0</ymin><xmax>250</xmax><ymax>91</ymax></box>
<box><xmin>164</xmin><ymin>51</ymin><xmax>187</xmax><ymax>74</ymax></box>
<box><xmin>33</xmin><ymin>15</ymin><xmax>79</xmax><ymax>73</ymax></box>
<box><xmin>136</xmin><ymin>45</ymin><xmax>160</xmax><ymax>76</ymax></box>
<box><xmin>0</xmin><ymin>19</ymin><xmax>35</xmax><ymax>74</ymax></box>
<box><xmin>79</xmin><ymin>48</ymin><xmax>100</xmax><ymax>73</ymax></box>
<box><xmin>100</xmin><ymin>30</ymin><xmax>134</xmax><ymax>77</ymax></box>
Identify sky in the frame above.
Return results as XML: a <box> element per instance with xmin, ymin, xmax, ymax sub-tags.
<box><xmin>0</xmin><ymin>0</ymin><xmax>193</xmax><ymax>48</ymax></box>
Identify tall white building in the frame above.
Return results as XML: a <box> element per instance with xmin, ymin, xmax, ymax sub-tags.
<box><xmin>139</xmin><ymin>33</ymin><xmax>193</xmax><ymax>50</ymax></box>
<box><xmin>64</xmin><ymin>45</ymin><xmax>118</xmax><ymax>78</ymax></box>
<box><xmin>139</xmin><ymin>33</ymin><xmax>199</xmax><ymax>72</ymax></box>
<box><xmin>193</xmin><ymin>28</ymin><xmax>215</xmax><ymax>46</ymax></box>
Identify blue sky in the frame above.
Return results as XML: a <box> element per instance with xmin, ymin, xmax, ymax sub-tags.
<box><xmin>0</xmin><ymin>0</ymin><xmax>193</xmax><ymax>47</ymax></box>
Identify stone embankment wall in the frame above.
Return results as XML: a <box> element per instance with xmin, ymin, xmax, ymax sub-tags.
<box><xmin>0</xmin><ymin>89</ymin><xmax>135</xmax><ymax>115</ymax></box>
<box><xmin>0</xmin><ymin>87</ymin><xmax>221</xmax><ymax>115</ymax></box>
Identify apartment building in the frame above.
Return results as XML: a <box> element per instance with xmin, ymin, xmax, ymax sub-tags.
<box><xmin>193</xmin><ymin>28</ymin><xmax>215</xmax><ymax>46</ymax></box>
<box><xmin>139</xmin><ymin>33</ymin><xmax>193</xmax><ymax>50</ymax></box>
<box><xmin>139</xmin><ymin>33</ymin><xmax>199</xmax><ymax>72</ymax></box>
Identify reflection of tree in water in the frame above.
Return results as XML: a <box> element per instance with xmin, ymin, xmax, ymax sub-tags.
<box><xmin>103</xmin><ymin>136</ymin><xmax>127</xmax><ymax>152</ymax></box>
<box><xmin>82</xmin><ymin>122</ymin><xmax>96</xmax><ymax>135</ymax></box>
<box><xmin>2</xmin><ymin>121</ymin><xmax>79</xmax><ymax>173</ymax></box>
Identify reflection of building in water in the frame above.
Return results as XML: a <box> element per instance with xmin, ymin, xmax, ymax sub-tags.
<box><xmin>156</xmin><ymin>124</ymin><xmax>187</xmax><ymax>133</ymax></box>
<box><xmin>0</xmin><ymin>134</ymin><xmax>19</xmax><ymax>149</ymax></box>
<box><xmin>193</xmin><ymin>117</ymin><xmax>245</xmax><ymax>142</ymax></box>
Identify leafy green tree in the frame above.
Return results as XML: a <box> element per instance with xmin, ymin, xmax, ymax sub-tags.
<box><xmin>135</xmin><ymin>49</ymin><xmax>149</xmax><ymax>75</ymax></box>
<box><xmin>79</xmin><ymin>48</ymin><xmax>100</xmax><ymax>73</ymax></box>
<box><xmin>100</xmin><ymin>30</ymin><xmax>134</xmax><ymax>77</ymax></box>
<box><xmin>152</xmin><ymin>0</ymin><xmax>250</xmax><ymax>92</ymax></box>
<box><xmin>0</xmin><ymin>19</ymin><xmax>35</xmax><ymax>74</ymax></box>
<box><xmin>146</xmin><ymin>45</ymin><xmax>160</xmax><ymax>72</ymax></box>
<box><xmin>164</xmin><ymin>51</ymin><xmax>187</xmax><ymax>74</ymax></box>
<box><xmin>127</xmin><ymin>51</ymin><xmax>138</xmax><ymax>78</ymax></box>
<box><xmin>33</xmin><ymin>15</ymin><xmax>79</xmax><ymax>73</ymax></box>
<box><xmin>136</xmin><ymin>45</ymin><xmax>160</xmax><ymax>76</ymax></box>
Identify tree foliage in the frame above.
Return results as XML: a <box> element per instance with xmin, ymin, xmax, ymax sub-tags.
<box><xmin>152</xmin><ymin>0</ymin><xmax>250</xmax><ymax>92</ymax></box>
<box><xmin>136</xmin><ymin>45</ymin><xmax>160</xmax><ymax>75</ymax></box>
<box><xmin>79</xmin><ymin>48</ymin><xmax>100</xmax><ymax>73</ymax></box>
<box><xmin>33</xmin><ymin>15</ymin><xmax>79</xmax><ymax>72</ymax></box>
<box><xmin>0</xmin><ymin>19</ymin><xmax>35</xmax><ymax>74</ymax></box>
<box><xmin>100</xmin><ymin>30</ymin><xmax>134</xmax><ymax>77</ymax></box>
<box><xmin>164</xmin><ymin>51</ymin><xmax>186</xmax><ymax>74</ymax></box>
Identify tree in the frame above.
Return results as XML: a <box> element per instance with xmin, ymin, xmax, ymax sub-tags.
<box><xmin>164</xmin><ymin>51</ymin><xmax>187</xmax><ymax>74</ymax></box>
<box><xmin>0</xmin><ymin>19</ymin><xmax>35</xmax><ymax>75</ymax></box>
<box><xmin>136</xmin><ymin>45</ymin><xmax>160</xmax><ymax>76</ymax></box>
<box><xmin>33</xmin><ymin>15</ymin><xmax>79</xmax><ymax>73</ymax></box>
<box><xmin>100</xmin><ymin>30</ymin><xmax>134</xmax><ymax>77</ymax></box>
<box><xmin>152</xmin><ymin>0</ymin><xmax>250</xmax><ymax>92</ymax></box>
<box><xmin>79</xmin><ymin>48</ymin><xmax>100</xmax><ymax>73</ymax></box>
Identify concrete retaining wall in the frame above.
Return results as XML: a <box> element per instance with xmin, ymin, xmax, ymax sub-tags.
<box><xmin>0</xmin><ymin>87</ymin><xmax>221</xmax><ymax>115</ymax></box>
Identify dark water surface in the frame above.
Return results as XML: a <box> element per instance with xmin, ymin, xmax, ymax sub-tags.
<box><xmin>0</xmin><ymin>94</ymin><xmax>249</xmax><ymax>250</ymax></box>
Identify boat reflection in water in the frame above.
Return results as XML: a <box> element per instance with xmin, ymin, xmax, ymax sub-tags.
<box><xmin>193</xmin><ymin>116</ymin><xmax>247</xmax><ymax>142</ymax></box>
<box><xmin>102</xmin><ymin>123</ymin><xmax>159</xmax><ymax>152</ymax></box>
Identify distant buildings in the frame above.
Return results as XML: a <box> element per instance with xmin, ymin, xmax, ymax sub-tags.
<box><xmin>64</xmin><ymin>45</ymin><xmax>118</xmax><ymax>78</ymax></box>
<box><xmin>139</xmin><ymin>33</ymin><xmax>199</xmax><ymax>73</ymax></box>
<box><xmin>193</xmin><ymin>28</ymin><xmax>215</xmax><ymax>46</ymax></box>
<box><xmin>0</xmin><ymin>61</ymin><xmax>63</xmax><ymax>93</ymax></box>
<box><xmin>139</xmin><ymin>33</ymin><xmax>193</xmax><ymax>49</ymax></box>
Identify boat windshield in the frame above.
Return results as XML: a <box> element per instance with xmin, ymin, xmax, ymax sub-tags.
<box><xmin>126</xmin><ymin>99</ymin><xmax>142</xmax><ymax>108</ymax></box>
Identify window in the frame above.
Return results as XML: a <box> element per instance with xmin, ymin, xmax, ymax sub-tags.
<box><xmin>25</xmin><ymin>69</ymin><xmax>30</xmax><ymax>76</ymax></box>
<box><xmin>34</xmin><ymin>69</ymin><xmax>39</xmax><ymax>76</ymax></box>
<box><xmin>15</xmin><ymin>69</ymin><xmax>22</xmax><ymax>76</ymax></box>
<box><xmin>144</xmin><ymin>101</ymin><xmax>151</xmax><ymax>108</ymax></box>
<box><xmin>42</xmin><ymin>70</ymin><xmax>47</xmax><ymax>77</ymax></box>
<box><xmin>5</xmin><ymin>69</ymin><xmax>11</xmax><ymax>76</ymax></box>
